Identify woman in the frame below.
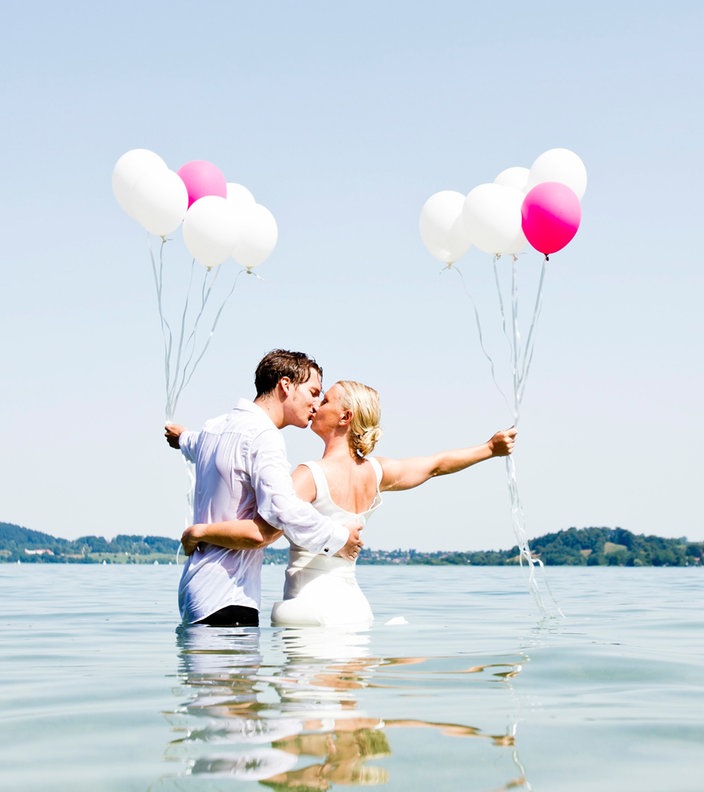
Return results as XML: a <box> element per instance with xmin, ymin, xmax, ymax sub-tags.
<box><xmin>181</xmin><ymin>380</ymin><xmax>516</xmax><ymax>627</ymax></box>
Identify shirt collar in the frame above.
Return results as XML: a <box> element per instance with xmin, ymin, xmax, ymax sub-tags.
<box><xmin>234</xmin><ymin>397</ymin><xmax>277</xmax><ymax>428</ymax></box>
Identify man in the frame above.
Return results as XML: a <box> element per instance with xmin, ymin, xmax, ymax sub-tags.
<box><xmin>165</xmin><ymin>349</ymin><xmax>363</xmax><ymax>627</ymax></box>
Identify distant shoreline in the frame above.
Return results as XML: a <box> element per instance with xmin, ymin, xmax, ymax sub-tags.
<box><xmin>2</xmin><ymin>523</ymin><xmax>702</xmax><ymax>567</ymax></box>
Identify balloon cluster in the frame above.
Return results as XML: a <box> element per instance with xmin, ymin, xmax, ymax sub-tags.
<box><xmin>112</xmin><ymin>148</ymin><xmax>278</xmax><ymax>271</ymax></box>
<box><xmin>419</xmin><ymin>149</ymin><xmax>587</xmax><ymax>616</ymax></box>
<box><xmin>420</xmin><ymin>148</ymin><xmax>586</xmax><ymax>263</ymax></box>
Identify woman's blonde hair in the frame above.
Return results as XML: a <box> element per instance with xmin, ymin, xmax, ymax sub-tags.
<box><xmin>337</xmin><ymin>380</ymin><xmax>382</xmax><ymax>458</ymax></box>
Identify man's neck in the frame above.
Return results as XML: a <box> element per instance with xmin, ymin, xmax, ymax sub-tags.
<box><xmin>253</xmin><ymin>393</ymin><xmax>285</xmax><ymax>428</ymax></box>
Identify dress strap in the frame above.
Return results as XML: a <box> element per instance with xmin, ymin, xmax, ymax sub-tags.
<box><xmin>300</xmin><ymin>460</ymin><xmax>329</xmax><ymax>502</ymax></box>
<box><xmin>367</xmin><ymin>457</ymin><xmax>383</xmax><ymax>486</ymax></box>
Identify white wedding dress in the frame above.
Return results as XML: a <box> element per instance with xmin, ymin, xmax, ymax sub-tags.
<box><xmin>270</xmin><ymin>458</ymin><xmax>383</xmax><ymax>628</ymax></box>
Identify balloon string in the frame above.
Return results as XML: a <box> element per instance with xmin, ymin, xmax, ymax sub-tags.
<box><xmin>493</xmin><ymin>254</ymin><xmax>547</xmax><ymax>418</ymax></box>
<box><xmin>493</xmin><ymin>255</ymin><xmax>513</xmax><ymax>374</ymax></box>
<box><xmin>170</xmin><ymin>263</ymin><xmax>243</xmax><ymax>548</ymax></box>
<box><xmin>446</xmin><ymin>259</ymin><xmax>558</xmax><ymax>613</ymax></box>
<box><xmin>505</xmin><ymin>455</ymin><xmax>546</xmax><ymax>611</ymax></box>
<box><xmin>147</xmin><ymin>237</ymin><xmax>246</xmax><ymax>420</ymax></box>
<box><xmin>174</xmin><ymin>266</ymin><xmax>246</xmax><ymax>400</ymax></box>
<box><xmin>508</xmin><ymin>722</ymin><xmax>532</xmax><ymax>792</ymax></box>
<box><xmin>146</xmin><ymin>238</ymin><xmax>247</xmax><ymax>548</ymax></box>
<box><xmin>167</xmin><ymin>258</ymin><xmax>211</xmax><ymax>415</ymax></box>
<box><xmin>516</xmin><ymin>256</ymin><xmax>547</xmax><ymax>405</ymax></box>
<box><xmin>165</xmin><ymin>258</ymin><xmax>198</xmax><ymax>419</ymax></box>
<box><xmin>445</xmin><ymin>264</ymin><xmax>511</xmax><ymax>417</ymax></box>
<box><xmin>148</xmin><ymin>236</ymin><xmax>176</xmax><ymax>420</ymax></box>
<box><xmin>510</xmin><ymin>256</ymin><xmax>521</xmax><ymax>426</ymax></box>
<box><xmin>500</xmin><ymin>256</ymin><xmax>563</xmax><ymax>617</ymax></box>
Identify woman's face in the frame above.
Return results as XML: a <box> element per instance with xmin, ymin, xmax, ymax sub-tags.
<box><xmin>310</xmin><ymin>383</ymin><xmax>347</xmax><ymax>438</ymax></box>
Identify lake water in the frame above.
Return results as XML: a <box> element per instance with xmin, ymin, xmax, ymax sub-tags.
<box><xmin>1</xmin><ymin>563</ymin><xmax>702</xmax><ymax>791</ymax></box>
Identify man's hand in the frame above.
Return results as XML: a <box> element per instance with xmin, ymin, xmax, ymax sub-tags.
<box><xmin>181</xmin><ymin>523</ymin><xmax>205</xmax><ymax>555</ymax></box>
<box><xmin>337</xmin><ymin>524</ymin><xmax>364</xmax><ymax>561</ymax></box>
<box><xmin>488</xmin><ymin>427</ymin><xmax>517</xmax><ymax>457</ymax></box>
<box><xmin>165</xmin><ymin>423</ymin><xmax>184</xmax><ymax>449</ymax></box>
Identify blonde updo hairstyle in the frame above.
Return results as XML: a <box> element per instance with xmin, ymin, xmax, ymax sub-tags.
<box><xmin>336</xmin><ymin>380</ymin><xmax>382</xmax><ymax>458</ymax></box>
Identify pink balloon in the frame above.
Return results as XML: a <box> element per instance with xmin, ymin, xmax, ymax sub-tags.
<box><xmin>521</xmin><ymin>182</ymin><xmax>582</xmax><ymax>256</ymax></box>
<box><xmin>177</xmin><ymin>160</ymin><xmax>227</xmax><ymax>208</ymax></box>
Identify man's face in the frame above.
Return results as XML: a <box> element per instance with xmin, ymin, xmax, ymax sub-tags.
<box><xmin>284</xmin><ymin>368</ymin><xmax>323</xmax><ymax>428</ymax></box>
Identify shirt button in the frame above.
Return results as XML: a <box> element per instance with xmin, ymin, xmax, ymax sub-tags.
<box><xmin>323</xmin><ymin>547</ymin><xmax>329</xmax><ymax>553</ymax></box>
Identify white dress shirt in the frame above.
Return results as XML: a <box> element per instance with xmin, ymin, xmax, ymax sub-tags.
<box><xmin>177</xmin><ymin>398</ymin><xmax>349</xmax><ymax>623</ymax></box>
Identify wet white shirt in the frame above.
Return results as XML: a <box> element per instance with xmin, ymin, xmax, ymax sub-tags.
<box><xmin>177</xmin><ymin>398</ymin><xmax>349</xmax><ymax>623</ymax></box>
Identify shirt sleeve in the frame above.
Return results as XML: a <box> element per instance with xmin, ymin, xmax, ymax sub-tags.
<box><xmin>249</xmin><ymin>428</ymin><xmax>349</xmax><ymax>556</ymax></box>
<box><xmin>178</xmin><ymin>430</ymin><xmax>199</xmax><ymax>463</ymax></box>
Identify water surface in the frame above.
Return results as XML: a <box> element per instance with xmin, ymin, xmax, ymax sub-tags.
<box><xmin>1</xmin><ymin>564</ymin><xmax>701</xmax><ymax>791</ymax></box>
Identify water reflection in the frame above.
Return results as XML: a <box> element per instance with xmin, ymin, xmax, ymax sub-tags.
<box><xmin>165</xmin><ymin>623</ymin><xmax>530</xmax><ymax>789</ymax></box>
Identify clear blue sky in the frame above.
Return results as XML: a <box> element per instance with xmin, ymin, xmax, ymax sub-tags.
<box><xmin>2</xmin><ymin>1</ymin><xmax>702</xmax><ymax>551</ymax></box>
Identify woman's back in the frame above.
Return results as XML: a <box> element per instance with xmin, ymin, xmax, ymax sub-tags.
<box><xmin>314</xmin><ymin>456</ymin><xmax>381</xmax><ymax>515</ymax></box>
<box><xmin>270</xmin><ymin>458</ymin><xmax>382</xmax><ymax>627</ymax></box>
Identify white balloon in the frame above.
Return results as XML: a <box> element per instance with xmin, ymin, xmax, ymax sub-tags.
<box><xmin>419</xmin><ymin>190</ymin><xmax>472</xmax><ymax>264</ymax></box>
<box><xmin>494</xmin><ymin>166</ymin><xmax>529</xmax><ymax>192</ymax></box>
<box><xmin>226</xmin><ymin>182</ymin><xmax>256</xmax><ymax>210</ymax></box>
<box><xmin>462</xmin><ymin>183</ymin><xmax>527</xmax><ymax>256</ymax></box>
<box><xmin>130</xmin><ymin>168</ymin><xmax>188</xmax><ymax>237</ymax></box>
<box><xmin>231</xmin><ymin>204</ymin><xmax>278</xmax><ymax>270</ymax></box>
<box><xmin>526</xmin><ymin>148</ymin><xmax>587</xmax><ymax>199</ymax></box>
<box><xmin>112</xmin><ymin>148</ymin><xmax>168</xmax><ymax>219</ymax></box>
<box><xmin>182</xmin><ymin>195</ymin><xmax>240</xmax><ymax>269</ymax></box>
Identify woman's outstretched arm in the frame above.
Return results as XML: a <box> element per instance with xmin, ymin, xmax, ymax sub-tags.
<box><xmin>377</xmin><ymin>427</ymin><xmax>516</xmax><ymax>492</ymax></box>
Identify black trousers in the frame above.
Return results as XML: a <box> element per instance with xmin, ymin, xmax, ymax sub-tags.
<box><xmin>195</xmin><ymin>605</ymin><xmax>259</xmax><ymax>627</ymax></box>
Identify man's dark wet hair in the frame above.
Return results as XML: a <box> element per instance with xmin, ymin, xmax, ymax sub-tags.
<box><xmin>254</xmin><ymin>349</ymin><xmax>323</xmax><ymax>398</ymax></box>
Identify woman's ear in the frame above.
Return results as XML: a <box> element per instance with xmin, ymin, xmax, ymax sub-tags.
<box><xmin>339</xmin><ymin>409</ymin><xmax>353</xmax><ymax>426</ymax></box>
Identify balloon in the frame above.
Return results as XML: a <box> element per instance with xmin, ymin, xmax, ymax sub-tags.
<box><xmin>462</xmin><ymin>183</ymin><xmax>527</xmax><ymax>256</ymax></box>
<box><xmin>231</xmin><ymin>203</ymin><xmax>278</xmax><ymax>270</ymax></box>
<box><xmin>526</xmin><ymin>148</ymin><xmax>587</xmax><ymax>199</ymax></box>
<box><xmin>112</xmin><ymin>149</ymin><xmax>167</xmax><ymax>219</ymax></box>
<box><xmin>494</xmin><ymin>166</ymin><xmax>529</xmax><ymax>192</ymax></box>
<box><xmin>226</xmin><ymin>182</ymin><xmax>256</xmax><ymax>210</ymax></box>
<box><xmin>182</xmin><ymin>195</ymin><xmax>240</xmax><ymax>269</ymax></box>
<box><xmin>177</xmin><ymin>160</ymin><xmax>227</xmax><ymax>208</ymax></box>
<box><xmin>521</xmin><ymin>182</ymin><xmax>581</xmax><ymax>256</ymax></box>
<box><xmin>419</xmin><ymin>190</ymin><xmax>472</xmax><ymax>264</ymax></box>
<box><xmin>130</xmin><ymin>167</ymin><xmax>188</xmax><ymax>237</ymax></box>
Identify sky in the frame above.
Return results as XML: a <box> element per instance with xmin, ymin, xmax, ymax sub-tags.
<box><xmin>2</xmin><ymin>1</ymin><xmax>702</xmax><ymax>552</ymax></box>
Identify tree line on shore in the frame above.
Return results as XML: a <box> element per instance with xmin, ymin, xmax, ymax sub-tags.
<box><xmin>1</xmin><ymin>522</ymin><xmax>702</xmax><ymax>566</ymax></box>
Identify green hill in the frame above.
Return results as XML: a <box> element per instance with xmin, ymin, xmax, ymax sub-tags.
<box><xmin>0</xmin><ymin>522</ymin><xmax>181</xmax><ymax>564</ymax></box>
<box><xmin>1</xmin><ymin>522</ymin><xmax>702</xmax><ymax>566</ymax></box>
